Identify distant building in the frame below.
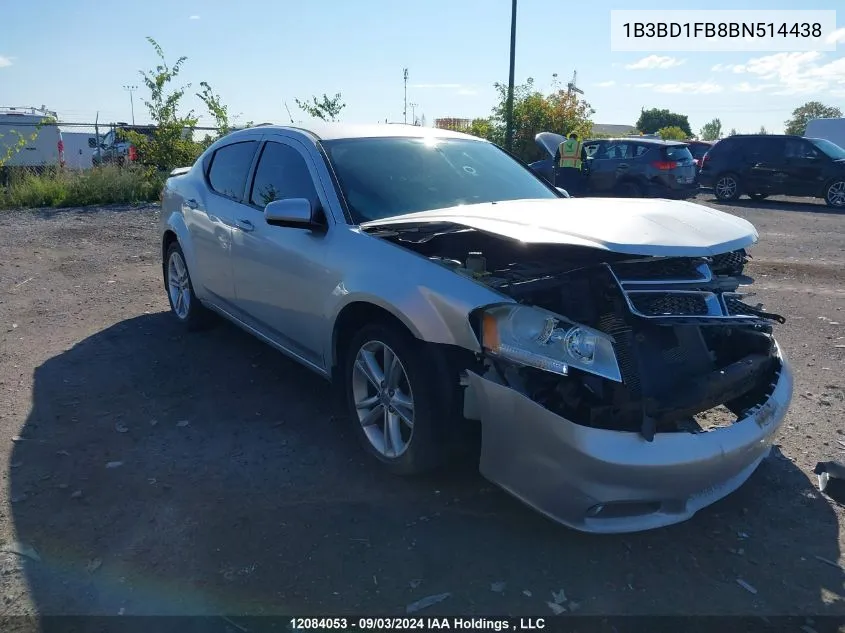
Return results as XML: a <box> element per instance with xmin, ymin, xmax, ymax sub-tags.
<box><xmin>435</xmin><ymin>117</ymin><xmax>472</xmax><ymax>132</ymax></box>
<box><xmin>592</xmin><ymin>123</ymin><xmax>637</xmax><ymax>136</ymax></box>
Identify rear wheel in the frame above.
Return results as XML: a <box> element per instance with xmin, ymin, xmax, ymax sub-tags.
<box><xmin>714</xmin><ymin>173</ymin><xmax>741</xmax><ymax>202</ymax></box>
<box><xmin>343</xmin><ymin>322</ymin><xmax>461</xmax><ymax>475</ymax></box>
<box><xmin>825</xmin><ymin>179</ymin><xmax>845</xmax><ymax>208</ymax></box>
<box><xmin>616</xmin><ymin>181</ymin><xmax>644</xmax><ymax>198</ymax></box>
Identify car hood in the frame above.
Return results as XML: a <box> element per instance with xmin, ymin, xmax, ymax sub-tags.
<box><xmin>535</xmin><ymin>131</ymin><xmax>567</xmax><ymax>158</ymax></box>
<box><xmin>359</xmin><ymin>198</ymin><xmax>758</xmax><ymax>257</ymax></box>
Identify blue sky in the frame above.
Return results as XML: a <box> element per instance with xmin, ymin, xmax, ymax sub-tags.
<box><xmin>1</xmin><ymin>0</ymin><xmax>843</xmax><ymax>134</ymax></box>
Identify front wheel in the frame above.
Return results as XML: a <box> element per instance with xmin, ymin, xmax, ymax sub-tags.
<box><xmin>825</xmin><ymin>180</ymin><xmax>845</xmax><ymax>208</ymax></box>
<box><xmin>748</xmin><ymin>193</ymin><xmax>768</xmax><ymax>201</ymax></box>
<box><xmin>343</xmin><ymin>323</ymin><xmax>460</xmax><ymax>475</ymax></box>
<box><xmin>714</xmin><ymin>173</ymin><xmax>741</xmax><ymax>201</ymax></box>
<box><xmin>163</xmin><ymin>242</ymin><xmax>211</xmax><ymax>330</ymax></box>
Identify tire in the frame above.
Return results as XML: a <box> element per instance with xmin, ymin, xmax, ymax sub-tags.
<box><xmin>616</xmin><ymin>181</ymin><xmax>644</xmax><ymax>198</ymax></box>
<box><xmin>748</xmin><ymin>193</ymin><xmax>768</xmax><ymax>201</ymax></box>
<box><xmin>163</xmin><ymin>241</ymin><xmax>211</xmax><ymax>331</ymax></box>
<box><xmin>343</xmin><ymin>322</ymin><xmax>461</xmax><ymax>476</ymax></box>
<box><xmin>714</xmin><ymin>173</ymin><xmax>741</xmax><ymax>202</ymax></box>
<box><xmin>824</xmin><ymin>179</ymin><xmax>845</xmax><ymax>208</ymax></box>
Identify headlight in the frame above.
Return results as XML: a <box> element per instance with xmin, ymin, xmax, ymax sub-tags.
<box><xmin>480</xmin><ymin>304</ymin><xmax>622</xmax><ymax>382</ymax></box>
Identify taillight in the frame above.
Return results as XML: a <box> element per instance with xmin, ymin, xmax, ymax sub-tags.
<box><xmin>652</xmin><ymin>160</ymin><xmax>678</xmax><ymax>170</ymax></box>
<box><xmin>700</xmin><ymin>153</ymin><xmax>710</xmax><ymax>169</ymax></box>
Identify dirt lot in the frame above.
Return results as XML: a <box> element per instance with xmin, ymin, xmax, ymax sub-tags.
<box><xmin>0</xmin><ymin>194</ymin><xmax>844</xmax><ymax>618</ymax></box>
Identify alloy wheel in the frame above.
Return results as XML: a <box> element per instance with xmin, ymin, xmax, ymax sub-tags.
<box><xmin>167</xmin><ymin>251</ymin><xmax>191</xmax><ymax>319</ymax></box>
<box><xmin>827</xmin><ymin>181</ymin><xmax>845</xmax><ymax>207</ymax></box>
<box><xmin>351</xmin><ymin>340</ymin><xmax>415</xmax><ymax>458</ymax></box>
<box><xmin>715</xmin><ymin>176</ymin><xmax>738</xmax><ymax>200</ymax></box>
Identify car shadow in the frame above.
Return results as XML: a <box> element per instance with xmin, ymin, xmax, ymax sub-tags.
<box><xmin>703</xmin><ymin>195</ymin><xmax>845</xmax><ymax>215</ymax></box>
<box><xmin>9</xmin><ymin>313</ymin><xmax>843</xmax><ymax>618</ymax></box>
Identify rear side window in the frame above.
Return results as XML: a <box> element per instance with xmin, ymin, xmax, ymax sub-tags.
<box><xmin>249</xmin><ymin>141</ymin><xmax>319</xmax><ymax>208</ymax></box>
<box><xmin>208</xmin><ymin>141</ymin><xmax>258</xmax><ymax>200</ymax></box>
<box><xmin>663</xmin><ymin>146</ymin><xmax>693</xmax><ymax>162</ymax></box>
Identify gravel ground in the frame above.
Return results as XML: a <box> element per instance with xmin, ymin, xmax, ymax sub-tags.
<box><xmin>0</xmin><ymin>194</ymin><xmax>843</xmax><ymax>618</ymax></box>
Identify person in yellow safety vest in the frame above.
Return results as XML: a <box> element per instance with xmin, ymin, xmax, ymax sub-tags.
<box><xmin>558</xmin><ymin>133</ymin><xmax>583</xmax><ymax>169</ymax></box>
<box><xmin>555</xmin><ymin>132</ymin><xmax>585</xmax><ymax>194</ymax></box>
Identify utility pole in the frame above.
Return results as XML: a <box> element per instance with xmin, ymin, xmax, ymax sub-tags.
<box><xmin>504</xmin><ymin>0</ymin><xmax>517</xmax><ymax>152</ymax></box>
<box><xmin>403</xmin><ymin>68</ymin><xmax>409</xmax><ymax>124</ymax></box>
<box><xmin>123</xmin><ymin>85</ymin><xmax>138</xmax><ymax>125</ymax></box>
<box><xmin>410</xmin><ymin>103</ymin><xmax>418</xmax><ymax>124</ymax></box>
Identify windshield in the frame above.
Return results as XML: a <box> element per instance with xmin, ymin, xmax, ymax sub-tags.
<box><xmin>321</xmin><ymin>137</ymin><xmax>559</xmax><ymax>223</ymax></box>
<box><xmin>809</xmin><ymin>138</ymin><xmax>845</xmax><ymax>160</ymax></box>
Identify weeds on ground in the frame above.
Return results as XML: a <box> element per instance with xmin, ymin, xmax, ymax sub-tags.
<box><xmin>0</xmin><ymin>165</ymin><xmax>163</xmax><ymax>210</ymax></box>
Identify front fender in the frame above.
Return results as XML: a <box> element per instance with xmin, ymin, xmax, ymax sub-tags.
<box><xmin>324</xmin><ymin>230</ymin><xmax>512</xmax><ymax>356</ymax></box>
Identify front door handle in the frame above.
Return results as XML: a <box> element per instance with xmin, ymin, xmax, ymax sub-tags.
<box><xmin>184</xmin><ymin>198</ymin><xmax>199</xmax><ymax>210</ymax></box>
<box><xmin>237</xmin><ymin>219</ymin><xmax>255</xmax><ymax>232</ymax></box>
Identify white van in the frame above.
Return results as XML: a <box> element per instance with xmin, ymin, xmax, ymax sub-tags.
<box><xmin>0</xmin><ymin>106</ymin><xmax>65</xmax><ymax>169</ymax></box>
<box><xmin>805</xmin><ymin>118</ymin><xmax>845</xmax><ymax>150</ymax></box>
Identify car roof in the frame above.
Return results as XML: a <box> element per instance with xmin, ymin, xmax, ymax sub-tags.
<box><xmin>722</xmin><ymin>134</ymin><xmax>804</xmax><ymax>140</ymax></box>
<box><xmin>225</xmin><ymin>122</ymin><xmax>482</xmax><ymax>143</ymax></box>
<box><xmin>591</xmin><ymin>137</ymin><xmax>688</xmax><ymax>146</ymax></box>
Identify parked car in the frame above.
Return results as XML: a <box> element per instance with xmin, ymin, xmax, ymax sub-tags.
<box><xmin>160</xmin><ymin>123</ymin><xmax>792</xmax><ymax>533</ymax></box>
<box><xmin>805</xmin><ymin>117</ymin><xmax>845</xmax><ymax>149</ymax></box>
<box><xmin>529</xmin><ymin>133</ymin><xmax>698</xmax><ymax>199</ymax></box>
<box><xmin>687</xmin><ymin>140</ymin><xmax>715</xmax><ymax>171</ymax></box>
<box><xmin>699</xmin><ymin>134</ymin><xmax>845</xmax><ymax>207</ymax></box>
<box><xmin>91</xmin><ymin>124</ymin><xmax>156</xmax><ymax>166</ymax></box>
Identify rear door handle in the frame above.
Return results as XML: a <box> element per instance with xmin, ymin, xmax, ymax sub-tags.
<box><xmin>184</xmin><ymin>198</ymin><xmax>199</xmax><ymax>210</ymax></box>
<box><xmin>237</xmin><ymin>219</ymin><xmax>255</xmax><ymax>232</ymax></box>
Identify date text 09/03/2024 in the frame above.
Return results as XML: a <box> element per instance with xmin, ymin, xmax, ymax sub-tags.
<box><xmin>289</xmin><ymin>617</ymin><xmax>547</xmax><ymax>630</ymax></box>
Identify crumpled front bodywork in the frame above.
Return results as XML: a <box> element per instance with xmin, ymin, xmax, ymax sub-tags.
<box><xmin>465</xmin><ymin>342</ymin><xmax>792</xmax><ymax>533</ymax></box>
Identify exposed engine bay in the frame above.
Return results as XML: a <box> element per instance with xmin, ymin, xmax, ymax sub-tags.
<box><xmin>374</xmin><ymin>225</ymin><xmax>786</xmax><ymax>441</ymax></box>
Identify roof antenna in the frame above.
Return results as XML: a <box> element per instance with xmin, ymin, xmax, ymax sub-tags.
<box><xmin>283</xmin><ymin>101</ymin><xmax>294</xmax><ymax>124</ymax></box>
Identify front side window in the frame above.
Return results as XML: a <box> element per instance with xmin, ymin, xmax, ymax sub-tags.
<box><xmin>249</xmin><ymin>141</ymin><xmax>318</xmax><ymax>208</ymax></box>
<box><xmin>321</xmin><ymin>137</ymin><xmax>558</xmax><ymax>223</ymax></box>
<box><xmin>207</xmin><ymin>141</ymin><xmax>258</xmax><ymax>200</ymax></box>
<box><xmin>808</xmin><ymin>138</ymin><xmax>845</xmax><ymax>160</ymax></box>
<box><xmin>785</xmin><ymin>139</ymin><xmax>821</xmax><ymax>159</ymax></box>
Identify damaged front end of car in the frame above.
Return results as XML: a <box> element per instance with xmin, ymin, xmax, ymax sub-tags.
<box><xmin>455</xmin><ymin>248</ymin><xmax>793</xmax><ymax>532</ymax></box>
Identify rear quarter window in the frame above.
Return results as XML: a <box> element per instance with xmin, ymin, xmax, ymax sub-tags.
<box><xmin>663</xmin><ymin>146</ymin><xmax>693</xmax><ymax>162</ymax></box>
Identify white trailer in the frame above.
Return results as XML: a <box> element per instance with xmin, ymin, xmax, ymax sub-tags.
<box><xmin>805</xmin><ymin>118</ymin><xmax>845</xmax><ymax>150</ymax></box>
<box><xmin>0</xmin><ymin>106</ymin><xmax>64</xmax><ymax>168</ymax></box>
<box><xmin>60</xmin><ymin>129</ymin><xmax>97</xmax><ymax>169</ymax></box>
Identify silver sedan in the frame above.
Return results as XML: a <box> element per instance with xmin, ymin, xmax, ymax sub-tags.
<box><xmin>159</xmin><ymin>123</ymin><xmax>793</xmax><ymax>533</ymax></box>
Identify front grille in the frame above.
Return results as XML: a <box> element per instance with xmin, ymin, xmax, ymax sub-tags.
<box><xmin>711</xmin><ymin>249</ymin><xmax>747</xmax><ymax>274</ymax></box>
<box><xmin>630</xmin><ymin>292</ymin><xmax>710</xmax><ymax>316</ymax></box>
<box><xmin>611</xmin><ymin>257</ymin><xmax>706</xmax><ymax>283</ymax></box>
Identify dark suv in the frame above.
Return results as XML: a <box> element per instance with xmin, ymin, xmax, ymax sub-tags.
<box><xmin>529</xmin><ymin>133</ymin><xmax>698</xmax><ymax>198</ymax></box>
<box><xmin>699</xmin><ymin>134</ymin><xmax>845</xmax><ymax>208</ymax></box>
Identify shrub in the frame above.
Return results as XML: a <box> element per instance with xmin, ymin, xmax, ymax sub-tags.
<box><xmin>0</xmin><ymin>165</ymin><xmax>163</xmax><ymax>210</ymax></box>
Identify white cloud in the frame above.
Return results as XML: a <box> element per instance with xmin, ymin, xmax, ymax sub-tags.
<box><xmin>456</xmin><ymin>87</ymin><xmax>477</xmax><ymax>96</ymax></box>
<box><xmin>0</xmin><ymin>55</ymin><xmax>12</xmax><ymax>68</ymax></box>
<box><xmin>595</xmin><ymin>80</ymin><xmax>616</xmax><ymax>88</ymax></box>
<box><xmin>189</xmin><ymin>14</ymin><xmax>200</xmax><ymax>20</ymax></box>
<box><xmin>652</xmin><ymin>81</ymin><xmax>723</xmax><ymax>94</ymax></box>
<box><xmin>725</xmin><ymin>51</ymin><xmax>845</xmax><ymax>95</ymax></box>
<box><xmin>625</xmin><ymin>55</ymin><xmax>685</xmax><ymax>70</ymax></box>
<box><xmin>826</xmin><ymin>27</ymin><xmax>845</xmax><ymax>44</ymax></box>
<box><xmin>733</xmin><ymin>82</ymin><xmax>775</xmax><ymax>93</ymax></box>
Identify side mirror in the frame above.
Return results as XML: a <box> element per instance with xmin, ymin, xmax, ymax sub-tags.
<box><xmin>265</xmin><ymin>198</ymin><xmax>323</xmax><ymax>231</ymax></box>
<box><xmin>556</xmin><ymin>187</ymin><xmax>571</xmax><ymax>198</ymax></box>
<box><xmin>87</xmin><ymin>137</ymin><xmax>97</xmax><ymax>148</ymax></box>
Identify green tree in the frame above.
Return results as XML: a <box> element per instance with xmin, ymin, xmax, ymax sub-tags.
<box><xmin>295</xmin><ymin>93</ymin><xmax>346</xmax><ymax>122</ymax></box>
<box><xmin>636</xmin><ymin>108</ymin><xmax>692</xmax><ymax>136</ymax></box>
<box><xmin>123</xmin><ymin>37</ymin><xmax>201</xmax><ymax>171</ymax></box>
<box><xmin>467</xmin><ymin>117</ymin><xmax>494</xmax><ymax>141</ymax></box>
<box><xmin>488</xmin><ymin>77</ymin><xmax>594</xmax><ymax>162</ymax></box>
<box><xmin>728</xmin><ymin>128</ymin><xmax>739</xmax><ymax>136</ymax></box>
<box><xmin>783</xmin><ymin>101</ymin><xmax>842</xmax><ymax>136</ymax></box>
<box><xmin>699</xmin><ymin>118</ymin><xmax>722</xmax><ymax>141</ymax></box>
<box><xmin>657</xmin><ymin>125</ymin><xmax>688</xmax><ymax>140</ymax></box>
